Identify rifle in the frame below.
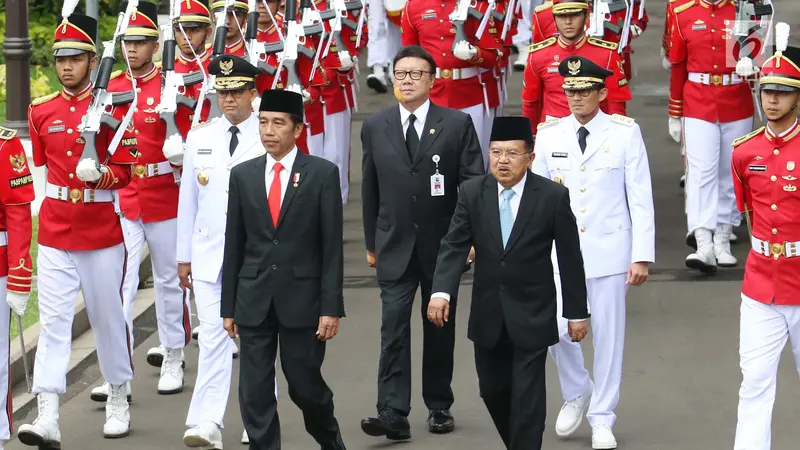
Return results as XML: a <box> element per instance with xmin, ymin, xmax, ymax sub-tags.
<box><xmin>78</xmin><ymin>1</ymin><xmax>139</xmax><ymax>169</ymax></box>
<box><xmin>589</xmin><ymin>0</ymin><xmax>627</xmax><ymax>37</ymax></box>
<box><xmin>263</xmin><ymin>0</ymin><xmax>325</xmax><ymax>91</ymax></box>
<box><xmin>245</xmin><ymin>0</ymin><xmax>282</xmax><ymax>77</ymax></box>
<box><xmin>318</xmin><ymin>0</ymin><xmax>363</xmax><ymax>64</ymax></box>
<box><xmin>449</xmin><ymin>0</ymin><xmax>483</xmax><ymax>51</ymax></box>
<box><xmin>203</xmin><ymin>0</ymin><xmax>236</xmax><ymax>120</ymax></box>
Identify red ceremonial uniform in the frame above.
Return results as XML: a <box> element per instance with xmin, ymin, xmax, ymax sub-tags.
<box><xmin>531</xmin><ymin>1</ymin><xmax>557</xmax><ymax>43</ymax></box>
<box><xmin>476</xmin><ymin>1</ymin><xmax>504</xmax><ymax>112</ymax></box>
<box><xmin>225</xmin><ymin>37</ymin><xmax>247</xmax><ymax>56</ymax></box>
<box><xmin>731</xmin><ymin>124</ymin><xmax>800</xmax><ymax>305</ymax></box>
<box><xmin>402</xmin><ymin>0</ymin><xmax>502</xmax><ymax>109</ymax></box>
<box><xmin>0</xmin><ymin>128</ymin><xmax>35</xmax><ymax>293</ymax></box>
<box><xmin>521</xmin><ymin>35</ymin><xmax>631</xmax><ymax>133</ymax></box>
<box><xmin>667</xmin><ymin>0</ymin><xmax>753</xmax><ymax>122</ymax></box>
<box><xmin>174</xmin><ymin>49</ymin><xmax>213</xmax><ymax>139</ymax></box>
<box><xmin>108</xmin><ymin>66</ymin><xmax>181</xmax><ymax>224</ymax></box>
<box><xmin>320</xmin><ymin>2</ymin><xmax>366</xmax><ymax>116</ymax></box>
<box><xmin>28</xmin><ymin>86</ymin><xmax>134</xmax><ymax>251</ymax></box>
<box><xmin>662</xmin><ymin>0</ymin><xmax>677</xmax><ymax>57</ymax></box>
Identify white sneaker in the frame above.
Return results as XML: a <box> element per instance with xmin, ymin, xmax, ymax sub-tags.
<box><xmin>513</xmin><ymin>43</ymin><xmax>528</xmax><ymax>71</ymax></box>
<box><xmin>17</xmin><ymin>392</ymin><xmax>61</xmax><ymax>448</ymax></box>
<box><xmin>555</xmin><ymin>380</ymin><xmax>594</xmax><ymax>437</ymax></box>
<box><xmin>183</xmin><ymin>421</ymin><xmax>223</xmax><ymax>449</ymax></box>
<box><xmin>104</xmin><ymin>383</ymin><xmax>130</xmax><ymax>438</ymax></box>
<box><xmin>592</xmin><ymin>424</ymin><xmax>618</xmax><ymax>449</ymax></box>
<box><xmin>146</xmin><ymin>345</ymin><xmax>167</xmax><ymax>367</ymax></box>
<box><xmin>685</xmin><ymin>228</ymin><xmax>717</xmax><ymax>273</ymax></box>
<box><xmin>91</xmin><ymin>381</ymin><xmax>132</xmax><ymax>403</ymax></box>
<box><xmin>714</xmin><ymin>224</ymin><xmax>738</xmax><ymax>267</ymax></box>
<box><xmin>241</xmin><ymin>429</ymin><xmax>249</xmax><ymax>444</ymax></box>
<box><xmin>158</xmin><ymin>348</ymin><xmax>185</xmax><ymax>394</ymax></box>
<box><xmin>366</xmin><ymin>65</ymin><xmax>388</xmax><ymax>94</ymax></box>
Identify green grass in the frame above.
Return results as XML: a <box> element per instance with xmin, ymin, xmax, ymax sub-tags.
<box><xmin>10</xmin><ymin>216</ymin><xmax>39</xmax><ymax>339</ymax></box>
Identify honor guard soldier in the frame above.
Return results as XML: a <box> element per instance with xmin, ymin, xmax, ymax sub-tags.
<box><xmin>172</xmin><ymin>0</ymin><xmax>214</xmax><ymax>139</ymax></box>
<box><xmin>668</xmin><ymin>0</ymin><xmax>754</xmax><ymax>272</ymax></box>
<box><xmin>531</xmin><ymin>0</ymin><xmax>557</xmax><ymax>44</ymax></box>
<box><xmin>177</xmin><ymin>55</ymin><xmax>266</xmax><ymax>448</ymax></box>
<box><xmin>661</xmin><ymin>0</ymin><xmax>677</xmax><ymax>71</ymax></box>
<box><xmin>731</xmin><ymin>28</ymin><xmax>800</xmax><ymax>450</ymax></box>
<box><xmin>0</xmin><ymin>127</ymin><xmax>35</xmax><ymax>450</ymax></box>
<box><xmin>214</xmin><ymin>0</ymin><xmax>249</xmax><ymax>56</ymax></box>
<box><xmin>522</xmin><ymin>0</ymin><xmax>631</xmax><ymax>135</ymax></box>
<box><xmin>531</xmin><ymin>55</ymin><xmax>654</xmax><ymax>449</ymax></box>
<box><xmin>18</xmin><ymin>12</ymin><xmax>136</xmax><ymax>445</ymax></box>
<box><xmin>88</xmin><ymin>0</ymin><xmax>192</xmax><ymax>403</ymax></box>
<box><xmin>256</xmin><ymin>0</ymin><xmax>280</xmax><ymax>41</ymax></box>
<box><xmin>365</xmin><ymin>0</ymin><xmax>403</xmax><ymax>92</ymax></box>
<box><xmin>402</xmin><ymin>0</ymin><xmax>504</xmax><ymax>162</ymax></box>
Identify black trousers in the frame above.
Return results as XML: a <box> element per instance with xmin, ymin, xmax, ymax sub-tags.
<box><xmin>376</xmin><ymin>251</ymin><xmax>457</xmax><ymax>416</ymax></box>
<box><xmin>474</xmin><ymin>324</ymin><xmax>548</xmax><ymax>450</ymax></box>
<box><xmin>238</xmin><ymin>306</ymin><xmax>345</xmax><ymax>450</ymax></box>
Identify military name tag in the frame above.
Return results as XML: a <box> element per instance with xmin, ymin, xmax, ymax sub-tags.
<box><xmin>431</xmin><ymin>174</ymin><xmax>445</xmax><ymax>196</ymax></box>
<box><xmin>198</xmin><ymin>149</ymin><xmax>212</xmax><ymax>155</ymax></box>
<box><xmin>692</xmin><ymin>24</ymin><xmax>707</xmax><ymax>31</ymax></box>
<box><xmin>48</xmin><ymin>125</ymin><xmax>65</xmax><ymax>133</ymax></box>
<box><xmin>748</xmin><ymin>164</ymin><xmax>767</xmax><ymax>172</ymax></box>
<box><xmin>422</xmin><ymin>12</ymin><xmax>437</xmax><ymax>19</ymax></box>
<box><xmin>9</xmin><ymin>174</ymin><xmax>33</xmax><ymax>188</ymax></box>
<box><xmin>547</xmin><ymin>67</ymin><xmax>559</xmax><ymax>73</ymax></box>
<box><xmin>551</xmin><ymin>152</ymin><xmax>568</xmax><ymax>158</ymax></box>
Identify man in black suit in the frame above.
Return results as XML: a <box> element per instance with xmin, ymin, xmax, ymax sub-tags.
<box><xmin>221</xmin><ymin>89</ymin><xmax>346</xmax><ymax>450</ymax></box>
<box><xmin>427</xmin><ymin>116</ymin><xmax>590</xmax><ymax>450</ymax></box>
<box><xmin>360</xmin><ymin>45</ymin><xmax>485</xmax><ymax>440</ymax></box>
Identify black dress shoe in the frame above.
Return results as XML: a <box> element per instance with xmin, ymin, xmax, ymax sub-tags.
<box><xmin>360</xmin><ymin>408</ymin><xmax>411</xmax><ymax>440</ymax></box>
<box><xmin>427</xmin><ymin>409</ymin><xmax>455</xmax><ymax>434</ymax></box>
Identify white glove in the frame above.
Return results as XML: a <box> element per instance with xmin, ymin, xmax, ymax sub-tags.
<box><xmin>630</xmin><ymin>24</ymin><xmax>643</xmax><ymax>38</ymax></box>
<box><xmin>6</xmin><ymin>291</ymin><xmax>29</xmax><ymax>316</ymax></box>
<box><xmin>76</xmin><ymin>158</ymin><xmax>104</xmax><ymax>182</ymax></box>
<box><xmin>337</xmin><ymin>51</ymin><xmax>354</xmax><ymax>70</ymax></box>
<box><xmin>736</xmin><ymin>57</ymin><xmax>759</xmax><ymax>78</ymax></box>
<box><xmin>668</xmin><ymin>117</ymin><xmax>682</xmax><ymax>144</ymax></box>
<box><xmin>301</xmin><ymin>89</ymin><xmax>311</xmax><ymax>105</ymax></box>
<box><xmin>453</xmin><ymin>41</ymin><xmax>478</xmax><ymax>61</ymax></box>
<box><xmin>660</xmin><ymin>47</ymin><xmax>672</xmax><ymax>72</ymax></box>
<box><xmin>162</xmin><ymin>134</ymin><xmax>185</xmax><ymax>166</ymax></box>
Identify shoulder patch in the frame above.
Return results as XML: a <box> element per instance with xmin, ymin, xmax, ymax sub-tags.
<box><xmin>537</xmin><ymin>117</ymin><xmax>562</xmax><ymax>130</ymax></box>
<box><xmin>732</xmin><ymin>126</ymin><xmax>765</xmax><ymax>147</ymax></box>
<box><xmin>191</xmin><ymin>118</ymin><xmax>216</xmax><ymax>131</ymax></box>
<box><xmin>0</xmin><ymin>126</ymin><xmax>17</xmax><ymax>140</ymax></box>
<box><xmin>529</xmin><ymin>37</ymin><xmax>556</xmax><ymax>53</ymax></box>
<box><xmin>587</xmin><ymin>37</ymin><xmax>618</xmax><ymax>51</ymax></box>
<box><xmin>110</xmin><ymin>70</ymin><xmax>124</xmax><ymax>80</ymax></box>
<box><xmin>534</xmin><ymin>0</ymin><xmax>552</xmax><ymax>13</ymax></box>
<box><xmin>31</xmin><ymin>91</ymin><xmax>59</xmax><ymax>106</ymax></box>
<box><xmin>610</xmin><ymin>114</ymin><xmax>635</xmax><ymax>126</ymax></box>
<box><xmin>673</xmin><ymin>0</ymin><xmax>695</xmax><ymax>14</ymax></box>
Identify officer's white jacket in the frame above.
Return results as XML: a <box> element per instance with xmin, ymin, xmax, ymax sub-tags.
<box><xmin>531</xmin><ymin>111</ymin><xmax>655</xmax><ymax>279</ymax></box>
<box><xmin>176</xmin><ymin>113</ymin><xmax>266</xmax><ymax>283</ymax></box>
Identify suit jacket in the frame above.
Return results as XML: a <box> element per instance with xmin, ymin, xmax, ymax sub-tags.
<box><xmin>220</xmin><ymin>151</ymin><xmax>345</xmax><ymax>329</ymax></box>
<box><xmin>431</xmin><ymin>172</ymin><xmax>589</xmax><ymax>351</ymax></box>
<box><xmin>361</xmin><ymin>101</ymin><xmax>485</xmax><ymax>281</ymax></box>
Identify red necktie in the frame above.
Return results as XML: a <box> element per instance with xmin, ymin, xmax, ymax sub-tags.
<box><xmin>268</xmin><ymin>162</ymin><xmax>283</xmax><ymax>227</ymax></box>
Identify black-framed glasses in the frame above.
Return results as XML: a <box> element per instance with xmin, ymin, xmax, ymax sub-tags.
<box><xmin>394</xmin><ymin>70</ymin><xmax>432</xmax><ymax>81</ymax></box>
<box><xmin>218</xmin><ymin>89</ymin><xmax>248</xmax><ymax>99</ymax></box>
<box><xmin>564</xmin><ymin>89</ymin><xmax>595</xmax><ymax>98</ymax></box>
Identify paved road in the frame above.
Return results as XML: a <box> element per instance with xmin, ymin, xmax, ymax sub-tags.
<box><xmin>9</xmin><ymin>4</ymin><xmax>800</xmax><ymax>449</ymax></box>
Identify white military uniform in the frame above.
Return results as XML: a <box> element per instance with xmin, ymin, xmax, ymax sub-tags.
<box><xmin>177</xmin><ymin>113</ymin><xmax>266</xmax><ymax>432</ymax></box>
<box><xmin>531</xmin><ymin>111</ymin><xmax>655</xmax><ymax>430</ymax></box>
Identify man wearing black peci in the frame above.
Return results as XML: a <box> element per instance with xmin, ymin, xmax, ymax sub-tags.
<box><xmin>426</xmin><ymin>116</ymin><xmax>590</xmax><ymax>450</ymax></box>
<box><xmin>221</xmin><ymin>89</ymin><xmax>346</xmax><ymax>450</ymax></box>
<box><xmin>359</xmin><ymin>45</ymin><xmax>485</xmax><ymax>440</ymax></box>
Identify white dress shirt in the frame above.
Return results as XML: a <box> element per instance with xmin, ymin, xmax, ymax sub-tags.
<box><xmin>265</xmin><ymin>147</ymin><xmax>299</xmax><ymax>206</ymax></box>
<box><xmin>399</xmin><ymin>99</ymin><xmax>430</xmax><ymax>137</ymax></box>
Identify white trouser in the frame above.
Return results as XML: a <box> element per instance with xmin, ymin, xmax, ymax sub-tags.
<box><xmin>461</xmin><ymin>103</ymin><xmax>494</xmax><ymax>168</ymax></box>
<box><xmin>121</xmin><ymin>217</ymin><xmax>190</xmax><ymax>351</ymax></box>
<box><xmin>307</xmin><ymin>131</ymin><xmax>325</xmax><ymax>159</ymax></box>
<box><xmin>0</xmin><ymin>279</ymin><xmax>11</xmax><ymax>440</ymax></box>
<box><xmin>513</xmin><ymin>0</ymin><xmax>536</xmax><ymax>45</ymax></box>
<box><xmin>185</xmin><ymin>275</ymin><xmax>234</xmax><ymax>428</ymax></box>
<box><xmin>684</xmin><ymin>117</ymin><xmax>752</xmax><ymax>233</ymax></box>
<box><xmin>33</xmin><ymin>244</ymin><xmax>133</xmax><ymax>394</ymax></box>
<box><xmin>322</xmin><ymin>109</ymin><xmax>352</xmax><ymax>204</ymax></box>
<box><xmin>549</xmin><ymin>273</ymin><xmax>628</xmax><ymax>427</ymax></box>
<box><xmin>366</xmin><ymin>0</ymin><xmax>402</xmax><ymax>68</ymax></box>
<box><xmin>734</xmin><ymin>295</ymin><xmax>800</xmax><ymax>450</ymax></box>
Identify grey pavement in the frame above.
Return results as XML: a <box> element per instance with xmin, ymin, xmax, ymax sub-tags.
<box><xmin>8</xmin><ymin>4</ymin><xmax>800</xmax><ymax>449</ymax></box>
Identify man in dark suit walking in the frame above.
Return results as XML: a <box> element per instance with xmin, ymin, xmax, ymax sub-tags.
<box><xmin>427</xmin><ymin>116</ymin><xmax>590</xmax><ymax>450</ymax></box>
<box><xmin>221</xmin><ymin>89</ymin><xmax>346</xmax><ymax>450</ymax></box>
<box><xmin>360</xmin><ymin>45</ymin><xmax>485</xmax><ymax>440</ymax></box>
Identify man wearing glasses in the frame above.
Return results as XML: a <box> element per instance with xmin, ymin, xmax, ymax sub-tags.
<box><xmin>531</xmin><ymin>55</ymin><xmax>654</xmax><ymax>449</ymax></box>
<box><xmin>176</xmin><ymin>55</ymin><xmax>266</xmax><ymax>448</ymax></box>
<box><xmin>359</xmin><ymin>45</ymin><xmax>484</xmax><ymax>441</ymax></box>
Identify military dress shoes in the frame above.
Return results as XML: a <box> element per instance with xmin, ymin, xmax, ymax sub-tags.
<box><xmin>360</xmin><ymin>408</ymin><xmax>411</xmax><ymax>440</ymax></box>
<box><xmin>158</xmin><ymin>348</ymin><xmax>185</xmax><ymax>394</ymax></box>
<box><xmin>427</xmin><ymin>409</ymin><xmax>455</xmax><ymax>434</ymax></box>
<box><xmin>591</xmin><ymin>424</ymin><xmax>618</xmax><ymax>449</ymax></box>
<box><xmin>18</xmin><ymin>392</ymin><xmax>61</xmax><ymax>449</ymax></box>
<box><xmin>90</xmin><ymin>381</ymin><xmax>132</xmax><ymax>403</ymax></box>
<box><xmin>183</xmin><ymin>421</ymin><xmax>223</xmax><ymax>449</ymax></box>
<box><xmin>104</xmin><ymin>384</ymin><xmax>131</xmax><ymax>438</ymax></box>
<box><xmin>555</xmin><ymin>380</ymin><xmax>594</xmax><ymax>437</ymax></box>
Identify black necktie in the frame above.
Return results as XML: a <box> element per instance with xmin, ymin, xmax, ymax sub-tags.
<box><xmin>578</xmin><ymin>126</ymin><xmax>589</xmax><ymax>154</ymax></box>
<box><xmin>229</xmin><ymin>126</ymin><xmax>239</xmax><ymax>156</ymax></box>
<box><xmin>406</xmin><ymin>114</ymin><xmax>419</xmax><ymax>161</ymax></box>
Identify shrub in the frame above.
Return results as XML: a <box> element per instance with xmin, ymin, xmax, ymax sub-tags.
<box><xmin>0</xmin><ymin>65</ymin><xmax>51</xmax><ymax>104</ymax></box>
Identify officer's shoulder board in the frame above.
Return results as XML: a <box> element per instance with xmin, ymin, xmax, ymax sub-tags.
<box><xmin>610</xmin><ymin>114</ymin><xmax>635</xmax><ymax>126</ymax></box>
<box><xmin>529</xmin><ymin>37</ymin><xmax>556</xmax><ymax>53</ymax></box>
<box><xmin>537</xmin><ymin>117</ymin><xmax>562</xmax><ymax>130</ymax></box>
<box><xmin>587</xmin><ymin>37</ymin><xmax>618</xmax><ymax>51</ymax></box>
<box><xmin>31</xmin><ymin>91</ymin><xmax>59</xmax><ymax>106</ymax></box>
<box><xmin>534</xmin><ymin>0</ymin><xmax>552</xmax><ymax>13</ymax></box>
<box><xmin>191</xmin><ymin>119</ymin><xmax>215</xmax><ymax>131</ymax></box>
<box><xmin>732</xmin><ymin>126</ymin><xmax>765</xmax><ymax>147</ymax></box>
<box><xmin>0</xmin><ymin>126</ymin><xmax>17</xmax><ymax>140</ymax></box>
<box><xmin>110</xmin><ymin>70</ymin><xmax>124</xmax><ymax>80</ymax></box>
<box><xmin>673</xmin><ymin>0</ymin><xmax>695</xmax><ymax>14</ymax></box>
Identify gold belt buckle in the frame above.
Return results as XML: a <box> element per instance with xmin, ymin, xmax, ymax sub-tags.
<box><xmin>69</xmin><ymin>188</ymin><xmax>82</xmax><ymax>204</ymax></box>
<box><xmin>134</xmin><ymin>165</ymin><xmax>147</xmax><ymax>178</ymax></box>
<box><xmin>440</xmin><ymin>69</ymin><xmax>452</xmax><ymax>79</ymax></box>
<box><xmin>771</xmin><ymin>242</ymin><xmax>785</xmax><ymax>260</ymax></box>
<box><xmin>711</xmin><ymin>74</ymin><xmax>723</xmax><ymax>86</ymax></box>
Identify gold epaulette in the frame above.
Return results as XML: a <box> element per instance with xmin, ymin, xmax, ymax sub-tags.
<box><xmin>732</xmin><ymin>126</ymin><xmax>765</xmax><ymax>147</ymax></box>
<box><xmin>0</xmin><ymin>126</ymin><xmax>17</xmax><ymax>140</ymax></box>
<box><xmin>110</xmin><ymin>70</ymin><xmax>124</xmax><ymax>80</ymax></box>
<box><xmin>610</xmin><ymin>114</ymin><xmax>635</xmax><ymax>126</ymax></box>
<box><xmin>31</xmin><ymin>91</ymin><xmax>59</xmax><ymax>106</ymax></box>
<box><xmin>205</xmin><ymin>42</ymin><xmax>212</xmax><ymax>50</ymax></box>
<box><xmin>155</xmin><ymin>61</ymin><xmax>163</xmax><ymax>69</ymax></box>
<box><xmin>191</xmin><ymin>119</ymin><xmax>215</xmax><ymax>130</ymax></box>
<box><xmin>673</xmin><ymin>0</ymin><xmax>695</xmax><ymax>14</ymax></box>
<box><xmin>588</xmin><ymin>37</ymin><xmax>618</xmax><ymax>51</ymax></box>
<box><xmin>529</xmin><ymin>37</ymin><xmax>556</xmax><ymax>53</ymax></box>
<box><xmin>534</xmin><ymin>0</ymin><xmax>552</xmax><ymax>13</ymax></box>
<box><xmin>537</xmin><ymin>117</ymin><xmax>561</xmax><ymax>130</ymax></box>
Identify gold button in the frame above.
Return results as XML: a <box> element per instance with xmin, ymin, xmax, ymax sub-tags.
<box><xmin>442</xmin><ymin>53</ymin><xmax>446</xmax><ymax>57</ymax></box>
<box><xmin>580</xmin><ymin>187</ymin><xmax>586</xmax><ymax>192</ymax></box>
<box><xmin>135</xmin><ymin>130</ymin><xmax>140</xmax><ymax>135</ymax></box>
<box><xmin>712</xmin><ymin>46</ymin><xmax>716</xmax><ymax>51</ymax></box>
<box><xmin>713</xmin><ymin>64</ymin><xmax>718</xmax><ymax>69</ymax></box>
<box><xmin>580</xmin><ymin>226</ymin><xmax>586</xmax><ymax>232</ymax></box>
<box><xmin>225</xmin><ymin>210</ymin><xmax>227</xmax><ymax>215</ymax></box>
<box><xmin>69</xmin><ymin>106</ymin><xmax>76</xmax><ymax>112</ymax></box>
<box><xmin>581</xmin><ymin>166</ymin><xmax>586</xmax><ymax>172</ymax></box>
<box><xmin>439</xmin><ymin>19</ymin><xmax>443</xmax><ymax>23</ymax></box>
<box><xmin>774</xmin><ymin>149</ymin><xmax>780</xmax><ymax>155</ymax></box>
<box><xmin>771</xmin><ymin>175</ymin><xmax>777</xmax><ymax>181</ymax></box>
<box><xmin>134</xmin><ymin>107</ymin><xmax>139</xmax><ymax>113</ymax></box>
<box><xmin>69</xmin><ymin>173</ymin><xmax>74</xmax><ymax>179</ymax></box>
<box><xmin>136</xmin><ymin>88</ymin><xmax>142</xmax><ymax>93</ymax></box>
<box><xmin>228</xmin><ymin>167</ymin><xmax>232</xmax><ymax>171</ymax></box>
<box><xmin>771</xmin><ymin>204</ymin><xmax>778</xmax><ymax>210</ymax></box>
<box><xmin>711</xmin><ymin>13</ymin><xmax>715</xmax><ymax>17</ymax></box>
<box><xmin>711</xmin><ymin>29</ymin><xmax>715</xmax><ymax>32</ymax></box>
<box><xmin>772</xmin><ymin>228</ymin><xmax>778</xmax><ymax>235</ymax></box>
<box><xmin>226</xmin><ymin>189</ymin><xmax>229</xmax><ymax>193</ymax></box>
<box><xmin>440</xmin><ymin>37</ymin><xmax>444</xmax><ymax>40</ymax></box>
<box><xmin>67</xmin><ymin>151</ymin><xmax>73</xmax><ymax>157</ymax></box>
<box><xmin>580</xmin><ymin>208</ymin><xmax>586</xmax><ymax>213</ymax></box>
<box><xmin>67</xmin><ymin>128</ymin><xmax>73</xmax><ymax>134</ymax></box>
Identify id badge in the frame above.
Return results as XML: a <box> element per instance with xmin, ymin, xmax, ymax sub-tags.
<box><xmin>431</xmin><ymin>174</ymin><xmax>445</xmax><ymax>196</ymax></box>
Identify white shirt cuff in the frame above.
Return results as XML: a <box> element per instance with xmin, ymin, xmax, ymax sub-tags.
<box><xmin>432</xmin><ymin>292</ymin><xmax>451</xmax><ymax>302</ymax></box>
<box><xmin>568</xmin><ymin>319</ymin><xmax>587</xmax><ymax>322</ymax></box>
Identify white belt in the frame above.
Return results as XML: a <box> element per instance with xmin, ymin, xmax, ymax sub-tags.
<box><xmin>46</xmin><ymin>182</ymin><xmax>114</xmax><ymax>204</ymax></box>
<box><xmin>751</xmin><ymin>236</ymin><xmax>800</xmax><ymax>259</ymax></box>
<box><xmin>688</xmin><ymin>72</ymin><xmax>743</xmax><ymax>86</ymax></box>
<box><xmin>0</xmin><ymin>231</ymin><xmax>7</xmax><ymax>247</ymax></box>
<box><xmin>133</xmin><ymin>161</ymin><xmax>173</xmax><ymax>178</ymax></box>
<box><xmin>435</xmin><ymin>67</ymin><xmax>480</xmax><ymax>80</ymax></box>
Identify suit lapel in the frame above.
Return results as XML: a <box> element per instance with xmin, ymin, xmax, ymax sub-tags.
<box><xmin>276</xmin><ymin>151</ymin><xmax>309</xmax><ymax>231</ymax></box>
<box><xmin>251</xmin><ymin>155</ymin><xmax>274</xmax><ymax>236</ymax></box>
<box><xmin>504</xmin><ymin>173</ymin><xmax>540</xmax><ymax>255</ymax></box>
<box><xmin>482</xmin><ymin>176</ymin><xmax>504</xmax><ymax>251</ymax></box>
<box><xmin>412</xmin><ymin>104</ymin><xmax>445</xmax><ymax>168</ymax></box>
<box><xmin>385</xmin><ymin>107</ymin><xmax>412</xmax><ymax>167</ymax></box>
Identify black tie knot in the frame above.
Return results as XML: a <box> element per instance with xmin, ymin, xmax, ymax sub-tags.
<box><xmin>409</xmin><ymin>114</ymin><xmax>417</xmax><ymax>125</ymax></box>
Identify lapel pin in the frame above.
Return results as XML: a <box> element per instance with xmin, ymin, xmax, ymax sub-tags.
<box><xmin>429</xmin><ymin>129</ymin><xmax>435</xmax><ymax>135</ymax></box>
<box><xmin>293</xmin><ymin>172</ymin><xmax>300</xmax><ymax>187</ymax></box>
